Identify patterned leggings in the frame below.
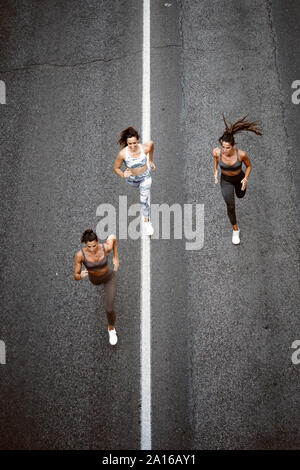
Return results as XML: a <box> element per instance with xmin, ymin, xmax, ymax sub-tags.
<box><xmin>126</xmin><ymin>174</ymin><xmax>152</xmax><ymax>218</ymax></box>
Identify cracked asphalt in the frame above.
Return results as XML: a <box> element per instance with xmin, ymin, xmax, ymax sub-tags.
<box><xmin>0</xmin><ymin>0</ymin><xmax>144</xmax><ymax>450</ymax></box>
<box><xmin>0</xmin><ymin>0</ymin><xmax>299</xmax><ymax>450</ymax></box>
<box><xmin>180</xmin><ymin>0</ymin><xmax>300</xmax><ymax>449</ymax></box>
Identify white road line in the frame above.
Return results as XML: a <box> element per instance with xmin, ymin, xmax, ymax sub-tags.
<box><xmin>0</xmin><ymin>80</ymin><xmax>6</xmax><ymax>104</ymax></box>
<box><xmin>141</xmin><ymin>0</ymin><xmax>151</xmax><ymax>451</ymax></box>
<box><xmin>0</xmin><ymin>340</ymin><xmax>6</xmax><ymax>365</ymax></box>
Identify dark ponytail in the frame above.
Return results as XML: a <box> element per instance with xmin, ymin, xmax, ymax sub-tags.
<box><xmin>219</xmin><ymin>114</ymin><xmax>263</xmax><ymax>146</ymax></box>
<box><xmin>118</xmin><ymin>126</ymin><xmax>139</xmax><ymax>148</ymax></box>
<box><xmin>81</xmin><ymin>229</ymin><xmax>98</xmax><ymax>244</ymax></box>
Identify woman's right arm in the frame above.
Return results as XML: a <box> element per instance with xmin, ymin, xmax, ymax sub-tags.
<box><xmin>74</xmin><ymin>252</ymin><xmax>88</xmax><ymax>281</ymax></box>
<box><xmin>114</xmin><ymin>151</ymin><xmax>126</xmax><ymax>178</ymax></box>
<box><xmin>212</xmin><ymin>148</ymin><xmax>220</xmax><ymax>184</ymax></box>
<box><xmin>114</xmin><ymin>150</ymin><xmax>132</xmax><ymax>178</ymax></box>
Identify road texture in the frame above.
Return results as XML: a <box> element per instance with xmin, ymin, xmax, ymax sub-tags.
<box><xmin>0</xmin><ymin>0</ymin><xmax>144</xmax><ymax>450</ymax></box>
<box><xmin>180</xmin><ymin>0</ymin><xmax>300</xmax><ymax>449</ymax></box>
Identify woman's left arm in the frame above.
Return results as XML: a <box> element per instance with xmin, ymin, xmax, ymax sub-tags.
<box><xmin>143</xmin><ymin>141</ymin><xmax>155</xmax><ymax>170</ymax></box>
<box><xmin>241</xmin><ymin>151</ymin><xmax>252</xmax><ymax>190</ymax></box>
<box><xmin>104</xmin><ymin>234</ymin><xmax>119</xmax><ymax>271</ymax></box>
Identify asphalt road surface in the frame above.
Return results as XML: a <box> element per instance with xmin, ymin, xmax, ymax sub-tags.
<box><xmin>0</xmin><ymin>0</ymin><xmax>299</xmax><ymax>450</ymax></box>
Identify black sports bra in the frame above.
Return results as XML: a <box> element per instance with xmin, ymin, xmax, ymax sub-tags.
<box><xmin>81</xmin><ymin>244</ymin><xmax>108</xmax><ymax>271</ymax></box>
<box><xmin>219</xmin><ymin>148</ymin><xmax>242</xmax><ymax>172</ymax></box>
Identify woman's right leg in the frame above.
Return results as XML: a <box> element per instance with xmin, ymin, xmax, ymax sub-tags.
<box><xmin>220</xmin><ymin>176</ymin><xmax>237</xmax><ymax>226</ymax></box>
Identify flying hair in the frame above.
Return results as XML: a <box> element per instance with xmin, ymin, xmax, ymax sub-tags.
<box><xmin>219</xmin><ymin>114</ymin><xmax>263</xmax><ymax>145</ymax></box>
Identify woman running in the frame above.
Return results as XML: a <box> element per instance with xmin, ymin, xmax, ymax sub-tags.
<box><xmin>213</xmin><ymin>115</ymin><xmax>263</xmax><ymax>244</ymax></box>
<box><xmin>114</xmin><ymin>126</ymin><xmax>155</xmax><ymax>236</ymax></box>
<box><xmin>74</xmin><ymin>229</ymin><xmax>119</xmax><ymax>345</ymax></box>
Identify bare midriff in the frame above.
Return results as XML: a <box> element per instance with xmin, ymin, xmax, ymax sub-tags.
<box><xmin>221</xmin><ymin>168</ymin><xmax>242</xmax><ymax>176</ymax></box>
<box><xmin>88</xmin><ymin>265</ymin><xmax>109</xmax><ymax>277</ymax></box>
<box><xmin>128</xmin><ymin>163</ymin><xmax>148</xmax><ymax>176</ymax></box>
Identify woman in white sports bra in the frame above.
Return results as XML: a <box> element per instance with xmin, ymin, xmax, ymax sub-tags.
<box><xmin>114</xmin><ymin>126</ymin><xmax>156</xmax><ymax>236</ymax></box>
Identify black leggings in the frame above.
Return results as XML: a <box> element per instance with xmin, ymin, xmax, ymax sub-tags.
<box><xmin>220</xmin><ymin>171</ymin><xmax>246</xmax><ymax>226</ymax></box>
<box><xmin>89</xmin><ymin>269</ymin><xmax>117</xmax><ymax>326</ymax></box>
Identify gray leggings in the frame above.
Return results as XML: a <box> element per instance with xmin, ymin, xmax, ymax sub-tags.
<box><xmin>89</xmin><ymin>269</ymin><xmax>117</xmax><ymax>326</ymax></box>
<box><xmin>220</xmin><ymin>171</ymin><xmax>246</xmax><ymax>226</ymax></box>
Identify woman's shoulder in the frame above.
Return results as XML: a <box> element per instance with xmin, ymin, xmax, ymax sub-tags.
<box><xmin>75</xmin><ymin>248</ymin><xmax>84</xmax><ymax>260</ymax></box>
<box><xmin>212</xmin><ymin>147</ymin><xmax>221</xmax><ymax>157</ymax></box>
<box><xmin>104</xmin><ymin>234</ymin><xmax>116</xmax><ymax>252</ymax></box>
<box><xmin>237</xmin><ymin>149</ymin><xmax>247</xmax><ymax>159</ymax></box>
<box><xmin>119</xmin><ymin>147</ymin><xmax>127</xmax><ymax>158</ymax></box>
<box><xmin>142</xmin><ymin>141</ymin><xmax>154</xmax><ymax>152</ymax></box>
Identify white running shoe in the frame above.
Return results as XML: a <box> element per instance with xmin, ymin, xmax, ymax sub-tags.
<box><xmin>232</xmin><ymin>229</ymin><xmax>240</xmax><ymax>245</ymax></box>
<box><xmin>143</xmin><ymin>221</ymin><xmax>154</xmax><ymax>236</ymax></box>
<box><xmin>108</xmin><ymin>328</ymin><xmax>118</xmax><ymax>345</ymax></box>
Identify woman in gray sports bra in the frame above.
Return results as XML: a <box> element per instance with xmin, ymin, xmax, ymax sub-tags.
<box><xmin>212</xmin><ymin>115</ymin><xmax>263</xmax><ymax>244</ymax></box>
<box><xmin>74</xmin><ymin>229</ymin><xmax>119</xmax><ymax>345</ymax></box>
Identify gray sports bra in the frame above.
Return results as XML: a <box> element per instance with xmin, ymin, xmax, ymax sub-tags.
<box><xmin>81</xmin><ymin>244</ymin><xmax>108</xmax><ymax>271</ymax></box>
<box><xmin>219</xmin><ymin>148</ymin><xmax>242</xmax><ymax>172</ymax></box>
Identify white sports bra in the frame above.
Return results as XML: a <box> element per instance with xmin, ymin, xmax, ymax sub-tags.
<box><xmin>124</xmin><ymin>144</ymin><xmax>147</xmax><ymax>169</ymax></box>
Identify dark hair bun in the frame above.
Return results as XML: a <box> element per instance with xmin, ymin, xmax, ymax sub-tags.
<box><xmin>81</xmin><ymin>229</ymin><xmax>98</xmax><ymax>244</ymax></box>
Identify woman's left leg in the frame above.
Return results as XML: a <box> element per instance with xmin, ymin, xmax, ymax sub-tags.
<box><xmin>103</xmin><ymin>270</ymin><xmax>117</xmax><ymax>328</ymax></box>
<box><xmin>139</xmin><ymin>174</ymin><xmax>152</xmax><ymax>220</ymax></box>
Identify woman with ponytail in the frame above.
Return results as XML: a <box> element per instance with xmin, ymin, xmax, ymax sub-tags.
<box><xmin>213</xmin><ymin>115</ymin><xmax>263</xmax><ymax>244</ymax></box>
<box><xmin>114</xmin><ymin>126</ymin><xmax>155</xmax><ymax>236</ymax></box>
<box><xmin>74</xmin><ymin>229</ymin><xmax>119</xmax><ymax>345</ymax></box>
